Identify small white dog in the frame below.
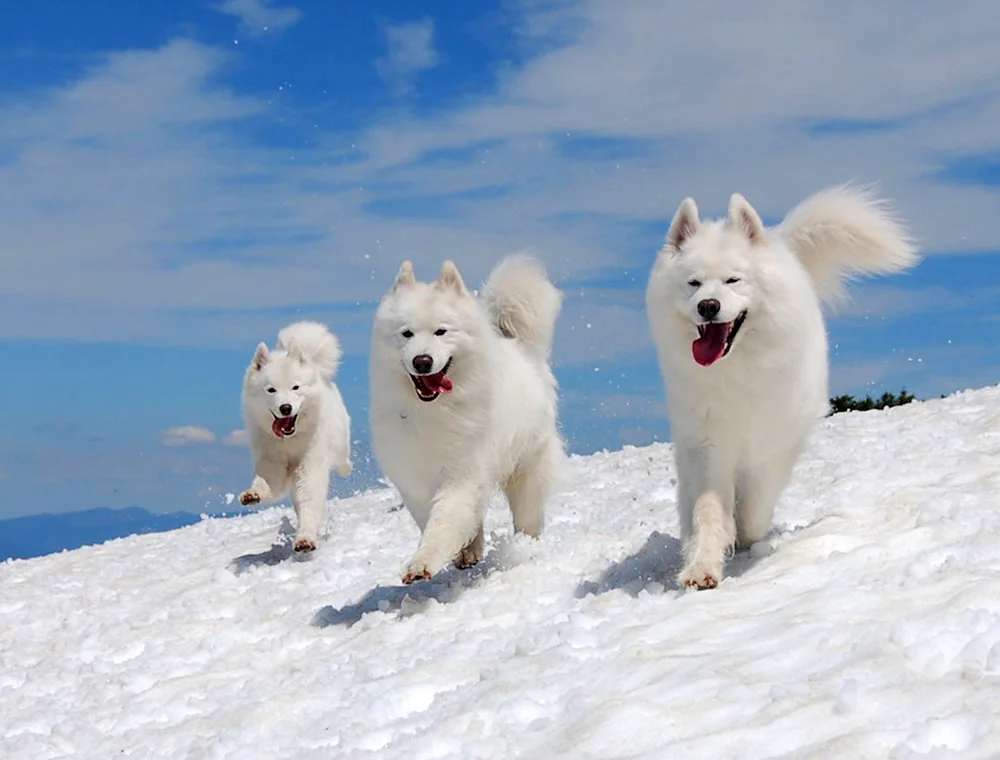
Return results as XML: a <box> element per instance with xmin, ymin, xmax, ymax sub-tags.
<box><xmin>239</xmin><ymin>321</ymin><xmax>353</xmax><ymax>553</ymax></box>
<box><xmin>369</xmin><ymin>256</ymin><xmax>565</xmax><ymax>584</ymax></box>
<box><xmin>646</xmin><ymin>186</ymin><xmax>917</xmax><ymax>589</ymax></box>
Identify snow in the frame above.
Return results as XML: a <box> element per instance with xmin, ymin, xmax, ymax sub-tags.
<box><xmin>3</xmin><ymin>386</ymin><xmax>1000</xmax><ymax>759</ymax></box>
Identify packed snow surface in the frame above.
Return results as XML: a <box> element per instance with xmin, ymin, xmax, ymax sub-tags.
<box><xmin>3</xmin><ymin>386</ymin><xmax>1000</xmax><ymax>759</ymax></box>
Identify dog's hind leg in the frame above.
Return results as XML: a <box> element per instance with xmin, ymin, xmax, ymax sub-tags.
<box><xmin>291</xmin><ymin>456</ymin><xmax>330</xmax><ymax>553</ymax></box>
<box><xmin>335</xmin><ymin>458</ymin><xmax>353</xmax><ymax>479</ymax></box>
<box><xmin>402</xmin><ymin>478</ymin><xmax>489</xmax><ymax>584</ymax></box>
<box><xmin>455</xmin><ymin>526</ymin><xmax>485</xmax><ymax>569</ymax></box>
<box><xmin>505</xmin><ymin>436</ymin><xmax>561</xmax><ymax>538</ymax></box>
<box><xmin>736</xmin><ymin>452</ymin><xmax>798</xmax><ymax>550</ymax></box>
<box><xmin>674</xmin><ymin>443</ymin><xmax>704</xmax><ymax>542</ymax></box>
<box><xmin>332</xmin><ymin>422</ymin><xmax>353</xmax><ymax>479</ymax></box>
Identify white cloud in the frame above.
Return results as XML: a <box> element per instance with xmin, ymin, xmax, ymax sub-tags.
<box><xmin>353</xmin><ymin>0</ymin><xmax>1000</xmax><ymax>246</ymax></box>
<box><xmin>162</xmin><ymin>426</ymin><xmax>217</xmax><ymax>447</ymax></box>
<box><xmin>216</xmin><ymin>0</ymin><xmax>302</xmax><ymax>35</ymax></box>
<box><xmin>223</xmin><ymin>429</ymin><xmax>250</xmax><ymax>448</ymax></box>
<box><xmin>375</xmin><ymin>19</ymin><xmax>441</xmax><ymax>95</ymax></box>
<box><xmin>828</xmin><ymin>342</ymin><xmax>1000</xmax><ymax>399</ymax></box>
<box><xmin>1</xmin><ymin>1</ymin><xmax>1000</xmax><ymax>370</ymax></box>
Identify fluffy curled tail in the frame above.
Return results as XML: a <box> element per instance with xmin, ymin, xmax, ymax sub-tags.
<box><xmin>778</xmin><ymin>185</ymin><xmax>919</xmax><ymax>303</ymax></box>
<box><xmin>483</xmin><ymin>255</ymin><xmax>563</xmax><ymax>359</ymax></box>
<box><xmin>277</xmin><ymin>321</ymin><xmax>342</xmax><ymax>378</ymax></box>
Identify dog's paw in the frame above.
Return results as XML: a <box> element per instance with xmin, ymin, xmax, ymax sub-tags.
<box><xmin>239</xmin><ymin>490</ymin><xmax>262</xmax><ymax>506</ymax></box>
<box><xmin>337</xmin><ymin>461</ymin><xmax>353</xmax><ymax>478</ymax></box>
<box><xmin>454</xmin><ymin>546</ymin><xmax>481</xmax><ymax>569</ymax></box>
<box><xmin>293</xmin><ymin>538</ymin><xmax>317</xmax><ymax>553</ymax></box>
<box><xmin>678</xmin><ymin>562</ymin><xmax>721</xmax><ymax>590</ymax></box>
<box><xmin>454</xmin><ymin>535</ymin><xmax>484</xmax><ymax>569</ymax></box>
<box><xmin>401</xmin><ymin>563</ymin><xmax>433</xmax><ymax>585</ymax></box>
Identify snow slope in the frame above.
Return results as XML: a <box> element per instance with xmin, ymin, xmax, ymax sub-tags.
<box><xmin>3</xmin><ymin>386</ymin><xmax>1000</xmax><ymax>759</ymax></box>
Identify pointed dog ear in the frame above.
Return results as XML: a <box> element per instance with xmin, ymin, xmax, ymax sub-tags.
<box><xmin>728</xmin><ymin>193</ymin><xmax>766</xmax><ymax>245</ymax></box>
<box><xmin>251</xmin><ymin>342</ymin><xmax>270</xmax><ymax>371</ymax></box>
<box><xmin>436</xmin><ymin>260</ymin><xmax>467</xmax><ymax>293</ymax></box>
<box><xmin>393</xmin><ymin>260</ymin><xmax>416</xmax><ymax>291</ymax></box>
<box><xmin>666</xmin><ymin>198</ymin><xmax>700</xmax><ymax>251</ymax></box>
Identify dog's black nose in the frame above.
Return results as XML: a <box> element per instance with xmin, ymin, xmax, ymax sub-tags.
<box><xmin>279</xmin><ymin>403</ymin><xmax>293</xmax><ymax>416</ymax></box>
<box><xmin>412</xmin><ymin>354</ymin><xmax>434</xmax><ymax>374</ymax></box>
<box><xmin>697</xmin><ymin>299</ymin><xmax>721</xmax><ymax>320</ymax></box>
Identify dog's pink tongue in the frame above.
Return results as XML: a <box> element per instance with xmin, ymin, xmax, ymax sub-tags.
<box><xmin>271</xmin><ymin>416</ymin><xmax>295</xmax><ymax>437</ymax></box>
<box><xmin>426</xmin><ymin>372</ymin><xmax>453</xmax><ymax>394</ymax></box>
<box><xmin>692</xmin><ymin>324</ymin><xmax>729</xmax><ymax>367</ymax></box>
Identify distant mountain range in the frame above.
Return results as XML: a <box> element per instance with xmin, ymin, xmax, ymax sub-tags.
<box><xmin>0</xmin><ymin>506</ymin><xmax>249</xmax><ymax>561</ymax></box>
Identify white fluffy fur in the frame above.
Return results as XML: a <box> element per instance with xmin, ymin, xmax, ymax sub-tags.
<box><xmin>369</xmin><ymin>256</ymin><xmax>565</xmax><ymax>584</ymax></box>
<box><xmin>646</xmin><ymin>186</ymin><xmax>918</xmax><ymax>589</ymax></box>
<box><xmin>276</xmin><ymin>320</ymin><xmax>342</xmax><ymax>378</ymax></box>
<box><xmin>778</xmin><ymin>184</ymin><xmax>918</xmax><ymax>302</ymax></box>
<box><xmin>483</xmin><ymin>254</ymin><xmax>562</xmax><ymax>359</ymax></box>
<box><xmin>240</xmin><ymin>320</ymin><xmax>353</xmax><ymax>552</ymax></box>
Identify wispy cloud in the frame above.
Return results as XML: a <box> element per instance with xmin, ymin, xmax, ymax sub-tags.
<box><xmin>375</xmin><ymin>18</ymin><xmax>441</xmax><ymax>95</ymax></box>
<box><xmin>162</xmin><ymin>426</ymin><xmax>217</xmax><ymax>447</ymax></box>
<box><xmin>223</xmin><ymin>429</ymin><xmax>250</xmax><ymax>448</ymax></box>
<box><xmin>829</xmin><ymin>342</ymin><xmax>1000</xmax><ymax>399</ymax></box>
<box><xmin>216</xmin><ymin>0</ymin><xmax>302</xmax><ymax>36</ymax></box>
<box><xmin>1</xmin><ymin>0</ymin><xmax>999</xmax><ymax>367</ymax></box>
<box><xmin>832</xmin><ymin>285</ymin><xmax>967</xmax><ymax>320</ymax></box>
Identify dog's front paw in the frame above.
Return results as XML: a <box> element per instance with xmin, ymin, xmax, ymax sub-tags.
<box><xmin>337</xmin><ymin>461</ymin><xmax>353</xmax><ymax>478</ymax></box>
<box><xmin>293</xmin><ymin>538</ymin><xmax>317</xmax><ymax>553</ymax></box>
<box><xmin>678</xmin><ymin>561</ymin><xmax>722</xmax><ymax>590</ymax></box>
<box><xmin>401</xmin><ymin>567</ymin><xmax>432</xmax><ymax>585</ymax></box>
<box><xmin>401</xmin><ymin>561</ymin><xmax>434</xmax><ymax>585</ymax></box>
<box><xmin>239</xmin><ymin>490</ymin><xmax>262</xmax><ymax>506</ymax></box>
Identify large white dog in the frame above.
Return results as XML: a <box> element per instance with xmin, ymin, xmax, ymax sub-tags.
<box><xmin>370</xmin><ymin>256</ymin><xmax>565</xmax><ymax>584</ymax></box>
<box><xmin>646</xmin><ymin>186</ymin><xmax>917</xmax><ymax>589</ymax></box>
<box><xmin>239</xmin><ymin>321</ymin><xmax>353</xmax><ymax>553</ymax></box>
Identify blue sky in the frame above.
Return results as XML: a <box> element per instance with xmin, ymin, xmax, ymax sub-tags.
<box><xmin>1</xmin><ymin>0</ymin><xmax>998</xmax><ymax>519</ymax></box>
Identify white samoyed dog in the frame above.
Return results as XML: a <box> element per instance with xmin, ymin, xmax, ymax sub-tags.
<box><xmin>239</xmin><ymin>321</ymin><xmax>353</xmax><ymax>553</ymax></box>
<box><xmin>370</xmin><ymin>256</ymin><xmax>565</xmax><ymax>584</ymax></box>
<box><xmin>646</xmin><ymin>186</ymin><xmax>918</xmax><ymax>589</ymax></box>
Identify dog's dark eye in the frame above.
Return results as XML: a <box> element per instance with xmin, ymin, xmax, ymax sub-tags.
<box><xmin>401</xmin><ymin>329</ymin><xmax>413</xmax><ymax>339</ymax></box>
<box><xmin>687</xmin><ymin>279</ymin><xmax>701</xmax><ymax>288</ymax></box>
<box><xmin>726</xmin><ymin>277</ymin><xmax>741</xmax><ymax>284</ymax></box>
<box><xmin>267</xmin><ymin>387</ymin><xmax>276</xmax><ymax>394</ymax></box>
<box><xmin>291</xmin><ymin>385</ymin><xmax>299</xmax><ymax>391</ymax></box>
<box><xmin>434</xmin><ymin>328</ymin><xmax>447</xmax><ymax>336</ymax></box>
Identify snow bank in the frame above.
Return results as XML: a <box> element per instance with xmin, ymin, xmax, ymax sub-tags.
<box><xmin>3</xmin><ymin>385</ymin><xmax>1000</xmax><ymax>758</ymax></box>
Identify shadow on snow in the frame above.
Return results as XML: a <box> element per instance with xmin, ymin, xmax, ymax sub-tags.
<box><xmin>227</xmin><ymin>517</ymin><xmax>303</xmax><ymax>574</ymax></box>
<box><xmin>574</xmin><ymin>529</ymin><xmax>771</xmax><ymax>598</ymax></box>
<box><xmin>311</xmin><ymin>549</ymin><xmax>507</xmax><ymax>628</ymax></box>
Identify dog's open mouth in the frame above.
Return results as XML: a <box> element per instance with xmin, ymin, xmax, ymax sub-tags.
<box><xmin>271</xmin><ymin>414</ymin><xmax>297</xmax><ymax>438</ymax></box>
<box><xmin>409</xmin><ymin>358</ymin><xmax>454</xmax><ymax>402</ymax></box>
<box><xmin>692</xmin><ymin>311</ymin><xmax>747</xmax><ymax>367</ymax></box>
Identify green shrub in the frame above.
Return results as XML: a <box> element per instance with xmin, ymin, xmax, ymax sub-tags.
<box><xmin>829</xmin><ymin>389</ymin><xmax>917</xmax><ymax>415</ymax></box>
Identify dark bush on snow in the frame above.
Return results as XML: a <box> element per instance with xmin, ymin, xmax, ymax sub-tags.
<box><xmin>829</xmin><ymin>389</ymin><xmax>917</xmax><ymax>415</ymax></box>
